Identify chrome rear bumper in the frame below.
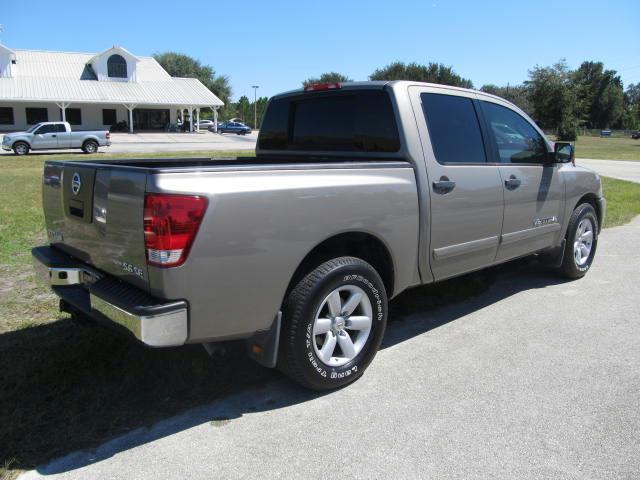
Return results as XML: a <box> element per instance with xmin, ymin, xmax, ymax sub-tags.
<box><xmin>32</xmin><ymin>246</ymin><xmax>188</xmax><ymax>347</ymax></box>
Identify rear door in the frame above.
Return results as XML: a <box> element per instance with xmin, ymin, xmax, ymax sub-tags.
<box><xmin>410</xmin><ymin>87</ymin><xmax>504</xmax><ymax>281</ymax></box>
<box><xmin>55</xmin><ymin>124</ymin><xmax>72</xmax><ymax>148</ymax></box>
<box><xmin>31</xmin><ymin>124</ymin><xmax>58</xmax><ymax>149</ymax></box>
<box><xmin>478</xmin><ymin>100</ymin><xmax>564</xmax><ymax>261</ymax></box>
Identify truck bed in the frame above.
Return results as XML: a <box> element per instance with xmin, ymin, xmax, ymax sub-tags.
<box><xmin>47</xmin><ymin>155</ymin><xmax>411</xmax><ymax>172</ymax></box>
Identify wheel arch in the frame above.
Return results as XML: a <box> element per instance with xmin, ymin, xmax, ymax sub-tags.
<box><xmin>12</xmin><ymin>139</ymin><xmax>31</xmax><ymax>149</ymax></box>
<box><xmin>284</xmin><ymin>231</ymin><xmax>396</xmax><ymax>303</ymax></box>
<box><xmin>574</xmin><ymin>193</ymin><xmax>602</xmax><ymax>232</ymax></box>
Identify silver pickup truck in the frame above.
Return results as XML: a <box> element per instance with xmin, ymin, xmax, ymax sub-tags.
<box><xmin>33</xmin><ymin>81</ymin><xmax>605</xmax><ymax>390</ymax></box>
<box><xmin>2</xmin><ymin>121</ymin><xmax>111</xmax><ymax>155</ymax></box>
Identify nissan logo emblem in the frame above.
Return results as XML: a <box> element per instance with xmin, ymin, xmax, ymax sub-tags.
<box><xmin>71</xmin><ymin>172</ymin><xmax>81</xmax><ymax>195</ymax></box>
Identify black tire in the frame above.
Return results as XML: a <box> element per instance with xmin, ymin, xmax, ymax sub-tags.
<box><xmin>82</xmin><ymin>140</ymin><xmax>98</xmax><ymax>154</ymax></box>
<box><xmin>279</xmin><ymin>256</ymin><xmax>388</xmax><ymax>390</ymax></box>
<box><xmin>13</xmin><ymin>142</ymin><xmax>29</xmax><ymax>156</ymax></box>
<box><xmin>558</xmin><ymin>203</ymin><xmax>599</xmax><ymax>279</ymax></box>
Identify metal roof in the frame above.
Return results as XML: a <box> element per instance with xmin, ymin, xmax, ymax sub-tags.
<box><xmin>0</xmin><ymin>48</ymin><xmax>224</xmax><ymax>107</ymax></box>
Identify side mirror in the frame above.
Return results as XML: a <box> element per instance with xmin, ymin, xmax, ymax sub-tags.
<box><xmin>554</xmin><ymin>142</ymin><xmax>574</xmax><ymax>164</ymax></box>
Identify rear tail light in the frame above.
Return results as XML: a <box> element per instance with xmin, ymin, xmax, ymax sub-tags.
<box><xmin>144</xmin><ymin>193</ymin><xmax>208</xmax><ymax>268</ymax></box>
<box><xmin>106</xmin><ymin>132</ymin><xmax>111</xmax><ymax>140</ymax></box>
<box><xmin>304</xmin><ymin>82</ymin><xmax>342</xmax><ymax>92</ymax></box>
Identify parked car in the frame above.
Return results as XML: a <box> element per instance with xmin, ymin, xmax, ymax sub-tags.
<box><xmin>2</xmin><ymin>122</ymin><xmax>111</xmax><ymax>155</ymax></box>
<box><xmin>632</xmin><ymin>131</ymin><xmax>640</xmax><ymax>139</ymax></box>
<box><xmin>216</xmin><ymin>121</ymin><xmax>251</xmax><ymax>135</ymax></box>
<box><xmin>33</xmin><ymin>81</ymin><xmax>604</xmax><ymax>390</ymax></box>
<box><xmin>196</xmin><ymin>119</ymin><xmax>215</xmax><ymax>130</ymax></box>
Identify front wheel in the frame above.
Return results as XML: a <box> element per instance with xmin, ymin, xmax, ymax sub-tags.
<box><xmin>558</xmin><ymin>203</ymin><xmax>599</xmax><ymax>279</ymax></box>
<box><xmin>13</xmin><ymin>142</ymin><xmax>29</xmax><ymax>155</ymax></box>
<box><xmin>279</xmin><ymin>257</ymin><xmax>388</xmax><ymax>390</ymax></box>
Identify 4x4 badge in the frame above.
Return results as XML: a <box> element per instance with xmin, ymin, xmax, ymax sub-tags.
<box><xmin>71</xmin><ymin>172</ymin><xmax>81</xmax><ymax>195</ymax></box>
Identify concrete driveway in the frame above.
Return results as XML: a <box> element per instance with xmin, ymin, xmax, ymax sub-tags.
<box><xmin>578</xmin><ymin>158</ymin><xmax>640</xmax><ymax>183</ymax></box>
<box><xmin>20</xmin><ymin>219</ymin><xmax>640</xmax><ymax>480</ymax></box>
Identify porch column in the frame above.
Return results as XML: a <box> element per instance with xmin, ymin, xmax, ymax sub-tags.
<box><xmin>196</xmin><ymin>108</ymin><xmax>200</xmax><ymax>132</ymax></box>
<box><xmin>123</xmin><ymin>104</ymin><xmax>137</xmax><ymax>133</ymax></box>
<box><xmin>188</xmin><ymin>106</ymin><xmax>194</xmax><ymax>133</ymax></box>
<box><xmin>56</xmin><ymin>102</ymin><xmax>70</xmax><ymax>122</ymax></box>
<box><xmin>212</xmin><ymin>106</ymin><xmax>218</xmax><ymax>133</ymax></box>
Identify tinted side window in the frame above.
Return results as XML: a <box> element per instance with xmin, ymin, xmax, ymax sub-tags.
<box><xmin>421</xmin><ymin>93</ymin><xmax>486</xmax><ymax>164</ymax></box>
<box><xmin>35</xmin><ymin>124</ymin><xmax>57</xmax><ymax>134</ymax></box>
<box><xmin>56</xmin><ymin>124</ymin><xmax>67</xmax><ymax>133</ymax></box>
<box><xmin>258</xmin><ymin>90</ymin><xmax>400</xmax><ymax>153</ymax></box>
<box><xmin>480</xmin><ymin>101</ymin><xmax>548</xmax><ymax>164</ymax></box>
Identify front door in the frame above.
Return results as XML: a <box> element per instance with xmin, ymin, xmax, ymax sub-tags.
<box><xmin>410</xmin><ymin>87</ymin><xmax>504</xmax><ymax>281</ymax></box>
<box><xmin>31</xmin><ymin>124</ymin><xmax>59</xmax><ymax>149</ymax></box>
<box><xmin>478</xmin><ymin>100</ymin><xmax>565</xmax><ymax>261</ymax></box>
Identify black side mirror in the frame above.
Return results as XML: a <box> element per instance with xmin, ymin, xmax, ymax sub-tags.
<box><xmin>554</xmin><ymin>142</ymin><xmax>574</xmax><ymax>164</ymax></box>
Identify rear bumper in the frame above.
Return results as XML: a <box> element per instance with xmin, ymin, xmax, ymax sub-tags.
<box><xmin>32</xmin><ymin>246</ymin><xmax>188</xmax><ymax>347</ymax></box>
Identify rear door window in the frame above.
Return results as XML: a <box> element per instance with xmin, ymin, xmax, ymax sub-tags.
<box><xmin>259</xmin><ymin>90</ymin><xmax>400</xmax><ymax>153</ymax></box>
<box><xmin>421</xmin><ymin>93</ymin><xmax>487</xmax><ymax>164</ymax></box>
<box><xmin>480</xmin><ymin>101</ymin><xmax>548</xmax><ymax>164</ymax></box>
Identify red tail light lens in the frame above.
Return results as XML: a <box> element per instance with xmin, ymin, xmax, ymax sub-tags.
<box><xmin>143</xmin><ymin>194</ymin><xmax>208</xmax><ymax>268</ymax></box>
<box><xmin>106</xmin><ymin>132</ymin><xmax>111</xmax><ymax>140</ymax></box>
<box><xmin>304</xmin><ymin>82</ymin><xmax>342</xmax><ymax>92</ymax></box>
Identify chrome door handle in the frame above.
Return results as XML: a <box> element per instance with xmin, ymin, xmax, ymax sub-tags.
<box><xmin>52</xmin><ymin>134</ymin><xmax>56</xmax><ymax>138</ymax></box>
<box><xmin>505</xmin><ymin>175</ymin><xmax>521</xmax><ymax>190</ymax></box>
<box><xmin>433</xmin><ymin>176</ymin><xmax>456</xmax><ymax>194</ymax></box>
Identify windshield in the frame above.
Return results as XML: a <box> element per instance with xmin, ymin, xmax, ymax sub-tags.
<box><xmin>26</xmin><ymin>124</ymin><xmax>42</xmax><ymax>133</ymax></box>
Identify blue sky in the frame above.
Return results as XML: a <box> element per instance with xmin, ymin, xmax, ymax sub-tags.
<box><xmin>3</xmin><ymin>0</ymin><xmax>639</xmax><ymax>101</ymax></box>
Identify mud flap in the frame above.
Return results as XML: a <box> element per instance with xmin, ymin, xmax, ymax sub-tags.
<box><xmin>539</xmin><ymin>239</ymin><xmax>566</xmax><ymax>268</ymax></box>
<box><xmin>245</xmin><ymin>312</ymin><xmax>281</xmax><ymax>368</ymax></box>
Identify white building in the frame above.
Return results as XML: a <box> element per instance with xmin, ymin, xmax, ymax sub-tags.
<box><xmin>0</xmin><ymin>44</ymin><xmax>223</xmax><ymax>132</ymax></box>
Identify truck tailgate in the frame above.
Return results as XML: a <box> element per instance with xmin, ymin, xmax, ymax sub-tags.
<box><xmin>42</xmin><ymin>162</ymin><xmax>149</xmax><ymax>289</ymax></box>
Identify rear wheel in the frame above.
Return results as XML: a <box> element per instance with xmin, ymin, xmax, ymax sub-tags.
<box><xmin>558</xmin><ymin>203</ymin><xmax>599</xmax><ymax>279</ymax></box>
<box><xmin>13</xmin><ymin>142</ymin><xmax>29</xmax><ymax>155</ymax></box>
<box><xmin>279</xmin><ymin>256</ymin><xmax>387</xmax><ymax>390</ymax></box>
<box><xmin>82</xmin><ymin>140</ymin><xmax>98</xmax><ymax>154</ymax></box>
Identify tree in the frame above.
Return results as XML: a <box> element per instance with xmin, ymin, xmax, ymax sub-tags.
<box><xmin>480</xmin><ymin>84</ymin><xmax>532</xmax><ymax>115</ymax></box>
<box><xmin>237</xmin><ymin>96</ymin><xmax>251</xmax><ymax>122</ymax></box>
<box><xmin>623</xmin><ymin>83</ymin><xmax>640</xmax><ymax>130</ymax></box>
<box><xmin>369</xmin><ymin>61</ymin><xmax>473</xmax><ymax>88</ymax></box>
<box><xmin>524</xmin><ymin>60</ymin><xmax>580</xmax><ymax>139</ymax></box>
<box><xmin>572</xmin><ymin>61</ymin><xmax>624</xmax><ymax>129</ymax></box>
<box><xmin>302</xmin><ymin>72</ymin><xmax>353</xmax><ymax>87</ymax></box>
<box><xmin>154</xmin><ymin>52</ymin><xmax>232</xmax><ymax>105</ymax></box>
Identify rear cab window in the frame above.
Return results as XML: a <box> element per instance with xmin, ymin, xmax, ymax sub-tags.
<box><xmin>258</xmin><ymin>89</ymin><xmax>401</xmax><ymax>154</ymax></box>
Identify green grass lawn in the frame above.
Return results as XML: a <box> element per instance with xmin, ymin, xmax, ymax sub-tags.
<box><xmin>573</xmin><ymin>135</ymin><xmax>640</xmax><ymax>161</ymax></box>
<box><xmin>1</xmin><ymin>152</ymin><xmax>639</xmax><ymax>478</ymax></box>
<box><xmin>601</xmin><ymin>177</ymin><xmax>640</xmax><ymax>227</ymax></box>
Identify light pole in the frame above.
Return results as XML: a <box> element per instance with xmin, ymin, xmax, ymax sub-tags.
<box><xmin>252</xmin><ymin>85</ymin><xmax>259</xmax><ymax>130</ymax></box>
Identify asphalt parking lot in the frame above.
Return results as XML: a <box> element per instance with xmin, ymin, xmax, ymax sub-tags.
<box><xmin>19</xmin><ymin>217</ymin><xmax>640</xmax><ymax>479</ymax></box>
<box><xmin>0</xmin><ymin>131</ymin><xmax>258</xmax><ymax>155</ymax></box>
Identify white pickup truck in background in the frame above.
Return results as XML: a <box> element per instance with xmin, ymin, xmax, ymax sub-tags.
<box><xmin>2</xmin><ymin>122</ymin><xmax>111</xmax><ymax>155</ymax></box>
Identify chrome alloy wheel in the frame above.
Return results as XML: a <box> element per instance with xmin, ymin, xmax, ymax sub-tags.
<box><xmin>312</xmin><ymin>285</ymin><xmax>373</xmax><ymax>367</ymax></box>
<box><xmin>573</xmin><ymin>218</ymin><xmax>594</xmax><ymax>267</ymax></box>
